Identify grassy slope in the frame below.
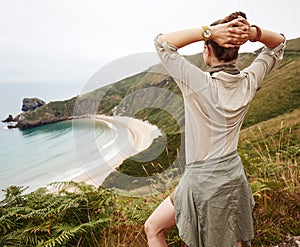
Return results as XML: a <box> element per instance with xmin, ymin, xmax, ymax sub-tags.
<box><xmin>17</xmin><ymin>38</ymin><xmax>300</xmax><ymax>131</ymax></box>
<box><xmin>242</xmin><ymin>51</ymin><xmax>300</xmax><ymax>128</ymax></box>
<box><xmin>238</xmin><ymin>109</ymin><xmax>300</xmax><ymax>246</ymax></box>
<box><xmin>239</xmin><ymin>108</ymin><xmax>300</xmax><ymax>155</ymax></box>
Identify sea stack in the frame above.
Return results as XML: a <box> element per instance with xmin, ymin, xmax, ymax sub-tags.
<box><xmin>22</xmin><ymin>98</ymin><xmax>46</xmax><ymax>112</ymax></box>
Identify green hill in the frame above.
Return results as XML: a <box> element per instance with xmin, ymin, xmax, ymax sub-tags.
<box><xmin>16</xmin><ymin>37</ymin><xmax>300</xmax><ymax>132</ymax></box>
<box><xmin>242</xmin><ymin>39</ymin><xmax>300</xmax><ymax>128</ymax></box>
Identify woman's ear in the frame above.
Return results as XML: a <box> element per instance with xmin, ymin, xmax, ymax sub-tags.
<box><xmin>203</xmin><ymin>44</ymin><xmax>212</xmax><ymax>66</ymax></box>
<box><xmin>206</xmin><ymin>44</ymin><xmax>213</xmax><ymax>56</ymax></box>
<box><xmin>204</xmin><ymin>44</ymin><xmax>208</xmax><ymax>52</ymax></box>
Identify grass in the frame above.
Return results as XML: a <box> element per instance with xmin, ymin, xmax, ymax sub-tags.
<box><xmin>238</xmin><ymin>110</ymin><xmax>300</xmax><ymax>246</ymax></box>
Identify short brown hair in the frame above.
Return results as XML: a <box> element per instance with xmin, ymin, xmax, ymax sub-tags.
<box><xmin>205</xmin><ymin>11</ymin><xmax>247</xmax><ymax>62</ymax></box>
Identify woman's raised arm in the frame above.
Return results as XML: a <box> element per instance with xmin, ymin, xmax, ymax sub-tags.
<box><xmin>159</xmin><ymin>16</ymin><xmax>250</xmax><ymax>49</ymax></box>
<box><xmin>249</xmin><ymin>25</ymin><xmax>285</xmax><ymax>48</ymax></box>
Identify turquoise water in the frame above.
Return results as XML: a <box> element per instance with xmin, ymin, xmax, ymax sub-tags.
<box><xmin>0</xmin><ymin>82</ymin><xmax>113</xmax><ymax>197</ymax></box>
<box><xmin>0</xmin><ymin>82</ymin><xmax>163</xmax><ymax>198</ymax></box>
<box><xmin>0</xmin><ymin>119</ymin><xmax>110</xmax><ymax>197</ymax></box>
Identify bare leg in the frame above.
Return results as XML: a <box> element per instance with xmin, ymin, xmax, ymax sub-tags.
<box><xmin>145</xmin><ymin>196</ymin><xmax>244</xmax><ymax>247</ymax></box>
<box><xmin>144</xmin><ymin>196</ymin><xmax>176</xmax><ymax>247</ymax></box>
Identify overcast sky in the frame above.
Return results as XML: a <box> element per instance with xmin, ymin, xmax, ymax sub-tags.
<box><xmin>0</xmin><ymin>0</ymin><xmax>299</xmax><ymax>84</ymax></box>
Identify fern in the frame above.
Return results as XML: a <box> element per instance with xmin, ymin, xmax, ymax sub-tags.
<box><xmin>0</xmin><ymin>181</ymin><xmax>116</xmax><ymax>246</ymax></box>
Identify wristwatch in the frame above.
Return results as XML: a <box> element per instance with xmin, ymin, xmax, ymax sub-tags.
<box><xmin>202</xmin><ymin>26</ymin><xmax>212</xmax><ymax>41</ymax></box>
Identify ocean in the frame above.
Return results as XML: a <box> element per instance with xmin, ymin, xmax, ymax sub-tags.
<box><xmin>0</xmin><ymin>81</ymin><xmax>83</xmax><ymax>120</ymax></box>
<box><xmin>0</xmin><ymin>81</ymin><xmax>110</xmax><ymax>198</ymax></box>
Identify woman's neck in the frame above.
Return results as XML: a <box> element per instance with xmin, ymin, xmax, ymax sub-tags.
<box><xmin>207</xmin><ymin>55</ymin><xmax>225</xmax><ymax>67</ymax></box>
<box><xmin>208</xmin><ymin>62</ymin><xmax>240</xmax><ymax>75</ymax></box>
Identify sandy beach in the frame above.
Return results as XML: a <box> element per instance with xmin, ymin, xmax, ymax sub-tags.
<box><xmin>71</xmin><ymin>115</ymin><xmax>162</xmax><ymax>187</ymax></box>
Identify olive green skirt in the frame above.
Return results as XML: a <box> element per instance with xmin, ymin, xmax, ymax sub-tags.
<box><xmin>174</xmin><ymin>151</ymin><xmax>254</xmax><ymax>247</ymax></box>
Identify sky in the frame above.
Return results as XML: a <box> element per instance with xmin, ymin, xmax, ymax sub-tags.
<box><xmin>0</xmin><ymin>0</ymin><xmax>299</xmax><ymax>84</ymax></box>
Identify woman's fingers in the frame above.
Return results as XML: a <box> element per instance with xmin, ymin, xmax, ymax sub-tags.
<box><xmin>228</xmin><ymin>26</ymin><xmax>249</xmax><ymax>35</ymax></box>
<box><xmin>223</xmin><ymin>43</ymin><xmax>238</xmax><ymax>48</ymax></box>
<box><xmin>229</xmin><ymin>16</ymin><xmax>250</xmax><ymax>29</ymax></box>
<box><xmin>226</xmin><ymin>17</ymin><xmax>250</xmax><ymax>46</ymax></box>
<box><xmin>213</xmin><ymin>16</ymin><xmax>251</xmax><ymax>47</ymax></box>
<box><xmin>228</xmin><ymin>17</ymin><xmax>250</xmax><ymax>33</ymax></box>
<box><xmin>227</xmin><ymin>35</ymin><xmax>248</xmax><ymax>46</ymax></box>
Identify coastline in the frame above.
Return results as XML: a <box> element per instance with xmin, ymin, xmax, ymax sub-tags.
<box><xmin>67</xmin><ymin>114</ymin><xmax>162</xmax><ymax>188</ymax></box>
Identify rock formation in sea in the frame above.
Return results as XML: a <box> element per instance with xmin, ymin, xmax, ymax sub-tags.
<box><xmin>2</xmin><ymin>98</ymin><xmax>47</xmax><ymax>128</ymax></box>
<box><xmin>22</xmin><ymin>98</ymin><xmax>46</xmax><ymax>112</ymax></box>
<box><xmin>2</xmin><ymin>114</ymin><xmax>15</xmax><ymax>123</ymax></box>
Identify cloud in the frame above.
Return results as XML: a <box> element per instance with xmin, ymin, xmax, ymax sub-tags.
<box><xmin>0</xmin><ymin>0</ymin><xmax>298</xmax><ymax>83</ymax></box>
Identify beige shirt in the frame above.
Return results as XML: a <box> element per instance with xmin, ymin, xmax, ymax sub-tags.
<box><xmin>154</xmin><ymin>36</ymin><xmax>286</xmax><ymax>163</ymax></box>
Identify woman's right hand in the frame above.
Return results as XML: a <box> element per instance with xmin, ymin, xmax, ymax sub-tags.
<box><xmin>212</xmin><ymin>16</ymin><xmax>250</xmax><ymax>48</ymax></box>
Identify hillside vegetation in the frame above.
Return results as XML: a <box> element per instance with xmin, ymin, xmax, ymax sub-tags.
<box><xmin>16</xmin><ymin>38</ymin><xmax>300</xmax><ymax>131</ymax></box>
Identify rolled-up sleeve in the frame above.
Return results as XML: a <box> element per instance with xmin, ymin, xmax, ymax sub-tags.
<box><xmin>244</xmin><ymin>38</ymin><xmax>286</xmax><ymax>89</ymax></box>
<box><xmin>154</xmin><ymin>35</ymin><xmax>209</xmax><ymax>95</ymax></box>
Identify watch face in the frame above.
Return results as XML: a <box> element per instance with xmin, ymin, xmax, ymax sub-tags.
<box><xmin>204</xmin><ymin>29</ymin><xmax>211</xmax><ymax>38</ymax></box>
